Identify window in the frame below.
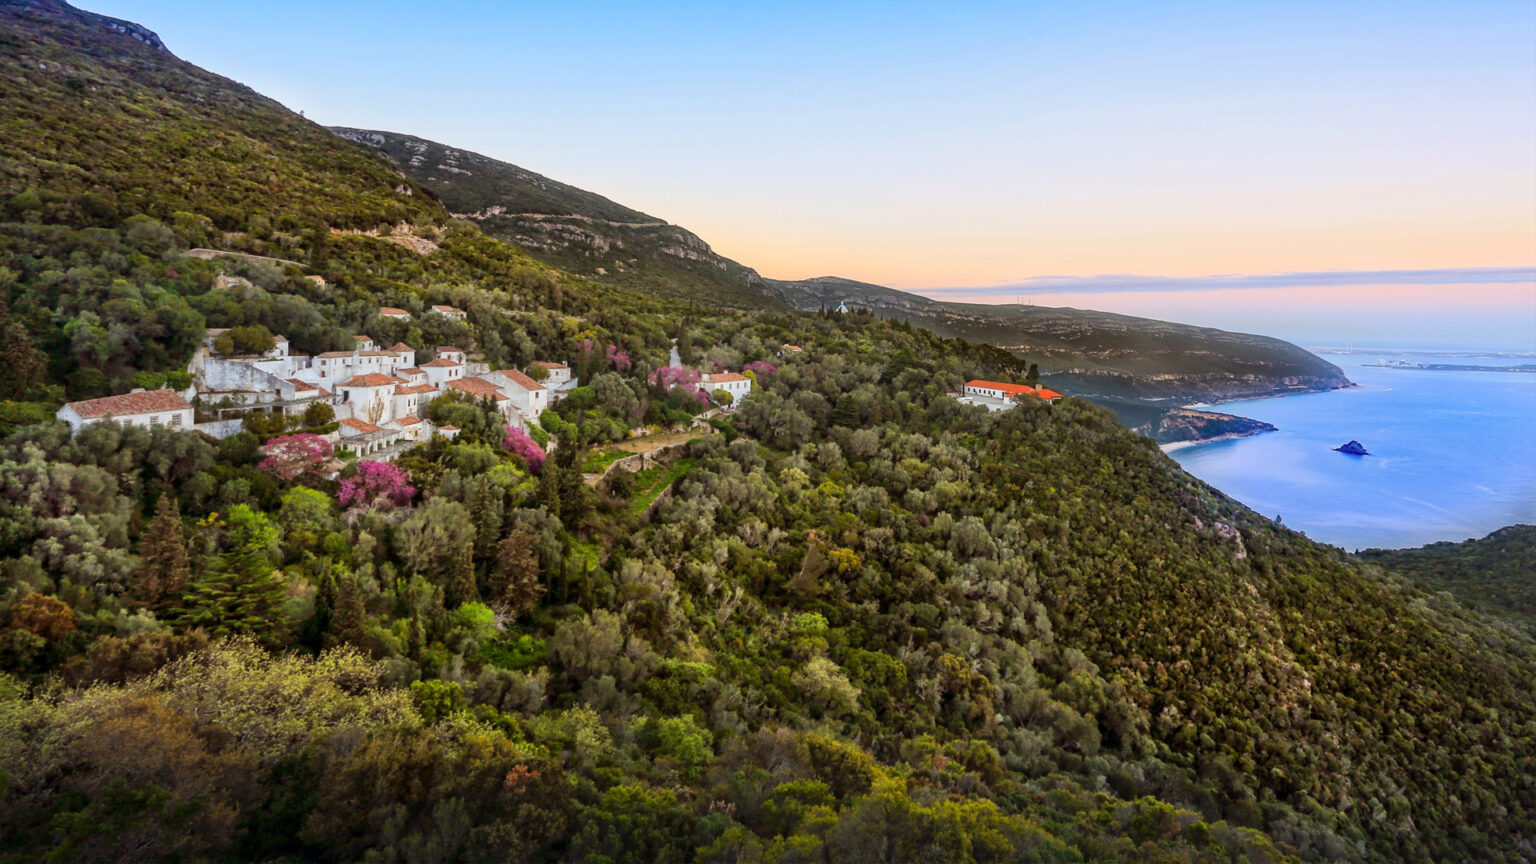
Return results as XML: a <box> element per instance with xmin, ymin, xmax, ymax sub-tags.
<box><xmin>150</xmin><ymin>415</ymin><xmax>161</xmax><ymax>425</ymax></box>
<box><xmin>170</xmin><ymin>414</ymin><xmax>183</xmax><ymax>428</ymax></box>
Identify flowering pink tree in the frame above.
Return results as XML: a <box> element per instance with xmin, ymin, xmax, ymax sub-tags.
<box><xmin>606</xmin><ymin>343</ymin><xmax>632</xmax><ymax>372</ymax></box>
<box><xmin>649</xmin><ymin>365</ymin><xmax>700</xmax><ymax>390</ymax></box>
<box><xmin>257</xmin><ymin>433</ymin><xmax>333</xmax><ymax>482</ymax></box>
<box><xmin>503</xmin><ymin>426</ymin><xmax>546</xmax><ymax>473</ymax></box>
<box><xmin>339</xmin><ymin>461</ymin><xmax>416</xmax><ymax>511</ymax></box>
<box><xmin>649</xmin><ymin>365</ymin><xmax>709</xmax><ymax>407</ymax></box>
<box><xmin>743</xmin><ymin>360</ymin><xmax>777</xmax><ymax>379</ymax></box>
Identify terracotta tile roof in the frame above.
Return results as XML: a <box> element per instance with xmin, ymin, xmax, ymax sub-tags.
<box><xmin>448</xmin><ymin>377</ymin><xmax>507</xmax><ymax>400</ymax></box>
<box><xmin>781</xmin><ymin>344</ymin><xmax>802</xmax><ymax>351</ymax></box>
<box><xmin>704</xmin><ymin>372</ymin><xmax>749</xmax><ymax>383</ymax></box>
<box><xmin>339</xmin><ymin>373</ymin><xmax>397</xmax><ymax>387</ymax></box>
<box><xmin>432</xmin><ymin>305</ymin><xmax>459</xmax><ymax>313</ymax></box>
<box><xmin>532</xmin><ymin>361</ymin><xmax>568</xmax><ymax>370</ymax></box>
<box><xmin>393</xmin><ymin>415</ymin><xmax>422</xmax><ymax>426</ymax></box>
<box><xmin>379</xmin><ymin>307</ymin><xmax>409</xmax><ymax>315</ymax></box>
<box><xmin>357</xmin><ymin>350</ymin><xmax>398</xmax><ymax>357</ymax></box>
<box><xmin>965</xmin><ymin>380</ymin><xmax>1064</xmax><ymax>401</ymax></box>
<box><xmin>388</xmin><ymin>342</ymin><xmax>414</xmax><ymax>352</ymax></box>
<box><xmin>400</xmin><ymin>367</ymin><xmax>425</xmax><ymax>376</ymax></box>
<box><xmin>64</xmin><ymin>389</ymin><xmax>192</xmax><ymax>420</ymax></box>
<box><xmin>339</xmin><ymin>418</ymin><xmax>381</xmax><ymax>434</ymax></box>
<box><xmin>421</xmin><ymin>358</ymin><xmax>461</xmax><ymax>368</ymax></box>
<box><xmin>316</xmin><ymin>351</ymin><xmax>355</xmax><ymax>359</ymax></box>
<box><xmin>285</xmin><ymin>378</ymin><xmax>318</xmax><ymax>392</ymax></box>
<box><xmin>438</xmin><ymin>425</ymin><xmax>459</xmax><ymax>431</ymax></box>
<box><xmin>354</xmin><ymin>335</ymin><xmax>373</xmax><ymax>342</ymax></box>
<box><xmin>434</xmin><ymin>345</ymin><xmax>461</xmax><ymax>354</ymax></box>
<box><xmin>495</xmin><ymin>369</ymin><xmax>545</xmax><ymax>392</ymax></box>
<box><xmin>394</xmin><ymin>384</ymin><xmax>438</xmax><ymax>395</ymax></box>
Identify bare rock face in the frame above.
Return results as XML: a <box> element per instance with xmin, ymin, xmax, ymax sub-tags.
<box><xmin>1213</xmin><ymin>521</ymin><xmax>1248</xmax><ymax>559</ymax></box>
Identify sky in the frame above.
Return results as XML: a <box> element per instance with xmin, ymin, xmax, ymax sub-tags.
<box><xmin>83</xmin><ymin>1</ymin><xmax>1536</xmax><ymax>349</ymax></box>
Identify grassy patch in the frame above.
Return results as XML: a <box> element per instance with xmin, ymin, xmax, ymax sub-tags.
<box><xmin>630</xmin><ymin>457</ymin><xmax>694</xmax><ymax>516</ymax></box>
<box><xmin>581</xmin><ymin>449</ymin><xmax>628</xmax><ymax>474</ymax></box>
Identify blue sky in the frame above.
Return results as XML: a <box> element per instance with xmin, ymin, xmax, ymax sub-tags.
<box><xmin>81</xmin><ymin>1</ymin><xmax>1536</xmax><ymax>348</ymax></box>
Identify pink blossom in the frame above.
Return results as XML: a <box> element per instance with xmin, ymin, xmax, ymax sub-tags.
<box><xmin>743</xmin><ymin>360</ymin><xmax>777</xmax><ymax>379</ymax></box>
<box><xmin>257</xmin><ymin>434</ymin><xmax>333</xmax><ymax>481</ymax></box>
<box><xmin>606</xmin><ymin>344</ymin><xmax>632</xmax><ymax>372</ymax></box>
<box><xmin>648</xmin><ymin>365</ymin><xmax>700</xmax><ymax>390</ymax></box>
<box><xmin>503</xmin><ymin>426</ymin><xmax>546</xmax><ymax>473</ymax></box>
<box><xmin>339</xmin><ymin>461</ymin><xmax>415</xmax><ymax>510</ymax></box>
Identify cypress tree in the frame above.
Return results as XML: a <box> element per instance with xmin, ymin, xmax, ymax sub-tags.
<box><xmin>136</xmin><ymin>493</ymin><xmax>191</xmax><ymax>610</ymax></box>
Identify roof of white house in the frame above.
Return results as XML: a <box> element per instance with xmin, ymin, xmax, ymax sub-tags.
<box><xmin>394</xmin><ymin>415</ymin><xmax>422</xmax><ymax>426</ymax></box>
<box><xmin>316</xmin><ymin>350</ymin><xmax>355</xmax><ymax>359</ymax></box>
<box><xmin>388</xmin><ymin>342</ymin><xmax>413</xmax><ymax>352</ymax></box>
<box><xmin>704</xmin><ymin>372</ymin><xmax>749</xmax><ymax>383</ymax></box>
<box><xmin>395</xmin><ymin>384</ymin><xmax>438</xmax><ymax>395</ymax></box>
<box><xmin>380</xmin><ymin>307</ymin><xmax>409</xmax><ymax>315</ymax></box>
<box><xmin>339</xmin><ymin>418</ymin><xmax>382</xmax><ymax>434</ymax></box>
<box><xmin>339</xmin><ymin>373</ymin><xmax>397</xmax><ymax>387</ymax></box>
<box><xmin>495</xmin><ymin>369</ymin><xmax>546</xmax><ymax>391</ymax></box>
<box><xmin>421</xmin><ymin>358</ymin><xmax>461</xmax><ymax>368</ymax></box>
<box><xmin>532</xmin><ymin>361</ymin><xmax>568</xmax><ymax>370</ymax></box>
<box><xmin>354</xmin><ymin>335</ymin><xmax>373</xmax><ymax>342</ymax></box>
<box><xmin>448</xmin><ymin>377</ymin><xmax>507</xmax><ymax>400</ymax></box>
<box><xmin>63</xmin><ymin>389</ymin><xmax>192</xmax><ymax>420</ymax></box>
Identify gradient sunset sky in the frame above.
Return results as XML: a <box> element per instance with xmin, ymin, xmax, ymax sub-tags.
<box><xmin>87</xmin><ymin>1</ymin><xmax>1536</xmax><ymax>348</ymax></box>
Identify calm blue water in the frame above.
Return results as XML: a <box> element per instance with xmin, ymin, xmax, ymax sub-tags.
<box><xmin>1171</xmin><ymin>352</ymin><xmax>1536</xmax><ymax>550</ymax></box>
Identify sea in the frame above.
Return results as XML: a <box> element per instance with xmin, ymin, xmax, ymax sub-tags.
<box><xmin>1170</xmin><ymin>350</ymin><xmax>1536</xmax><ymax>551</ymax></box>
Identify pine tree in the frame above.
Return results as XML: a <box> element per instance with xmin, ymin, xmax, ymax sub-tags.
<box><xmin>175</xmin><ymin>505</ymin><xmax>288</xmax><ymax>643</ymax></box>
<box><xmin>328</xmin><ymin>566</ymin><xmax>368</xmax><ymax>649</ymax></box>
<box><xmin>0</xmin><ymin>316</ymin><xmax>49</xmax><ymax>401</ymax></box>
<box><xmin>490</xmin><ymin>529</ymin><xmax>543</xmax><ymax>621</ymax></box>
<box><xmin>136</xmin><ymin>493</ymin><xmax>191</xmax><ymax>610</ymax></box>
<box><xmin>1025</xmin><ymin>363</ymin><xmax>1040</xmax><ymax>387</ymax></box>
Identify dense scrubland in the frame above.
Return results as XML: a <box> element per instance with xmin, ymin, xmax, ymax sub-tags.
<box><xmin>1</xmin><ymin>2</ymin><xmax>1533</xmax><ymax>862</ymax></box>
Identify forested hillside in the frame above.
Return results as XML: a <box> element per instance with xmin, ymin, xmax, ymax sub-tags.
<box><xmin>0</xmin><ymin>3</ymin><xmax>1532</xmax><ymax>863</ymax></box>
<box><xmin>1359</xmin><ymin>525</ymin><xmax>1536</xmax><ymax>636</ymax></box>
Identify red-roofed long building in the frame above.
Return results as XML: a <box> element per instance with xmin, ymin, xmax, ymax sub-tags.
<box><xmin>57</xmin><ymin>390</ymin><xmax>194</xmax><ymax>433</ymax></box>
<box><xmin>961</xmin><ymin>380</ymin><xmax>1063</xmax><ymax>411</ymax></box>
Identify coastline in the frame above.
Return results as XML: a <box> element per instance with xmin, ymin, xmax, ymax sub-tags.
<box><xmin>1159</xmin><ymin>427</ymin><xmax>1274</xmax><ymax>453</ymax></box>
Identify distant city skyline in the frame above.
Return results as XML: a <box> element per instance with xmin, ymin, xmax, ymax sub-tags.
<box><xmin>82</xmin><ymin>1</ymin><xmax>1536</xmax><ymax>346</ymax></box>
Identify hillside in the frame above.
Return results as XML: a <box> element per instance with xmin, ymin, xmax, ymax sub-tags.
<box><xmin>330</xmin><ymin>127</ymin><xmax>777</xmax><ymax>309</ymax></box>
<box><xmin>0</xmin><ymin>3</ymin><xmax>1532</xmax><ymax>863</ymax></box>
<box><xmin>1358</xmin><ymin>525</ymin><xmax>1536</xmax><ymax>636</ymax></box>
<box><xmin>332</xmin><ymin>129</ymin><xmax>1351</xmax><ymax>407</ymax></box>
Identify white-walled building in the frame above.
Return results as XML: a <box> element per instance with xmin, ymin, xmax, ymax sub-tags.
<box><xmin>337</xmin><ymin>373</ymin><xmax>399</xmax><ymax>424</ymax></box>
<box><xmin>701</xmin><ymin>372</ymin><xmax>752</xmax><ymax>408</ymax></box>
<box><xmin>380</xmin><ymin>307</ymin><xmax>411</xmax><ymax>321</ymax></box>
<box><xmin>959</xmin><ymin>380</ymin><xmax>1063</xmax><ymax>412</ymax></box>
<box><xmin>532</xmin><ymin>361</ymin><xmax>571</xmax><ymax>387</ymax></box>
<box><xmin>57</xmin><ymin>389</ymin><xmax>194</xmax><ymax>434</ymax></box>
<box><xmin>434</xmin><ymin>346</ymin><xmax>466</xmax><ymax>365</ymax></box>
<box><xmin>421</xmin><ymin>358</ymin><xmax>464</xmax><ymax>388</ymax></box>
<box><xmin>485</xmin><ymin>369</ymin><xmax>547</xmax><ymax>422</ymax></box>
<box><xmin>430</xmin><ymin>305</ymin><xmax>466</xmax><ymax>321</ymax></box>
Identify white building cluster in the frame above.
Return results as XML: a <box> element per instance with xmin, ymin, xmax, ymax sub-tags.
<box><xmin>57</xmin><ymin>329</ymin><xmax>573</xmax><ymax>461</ymax></box>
